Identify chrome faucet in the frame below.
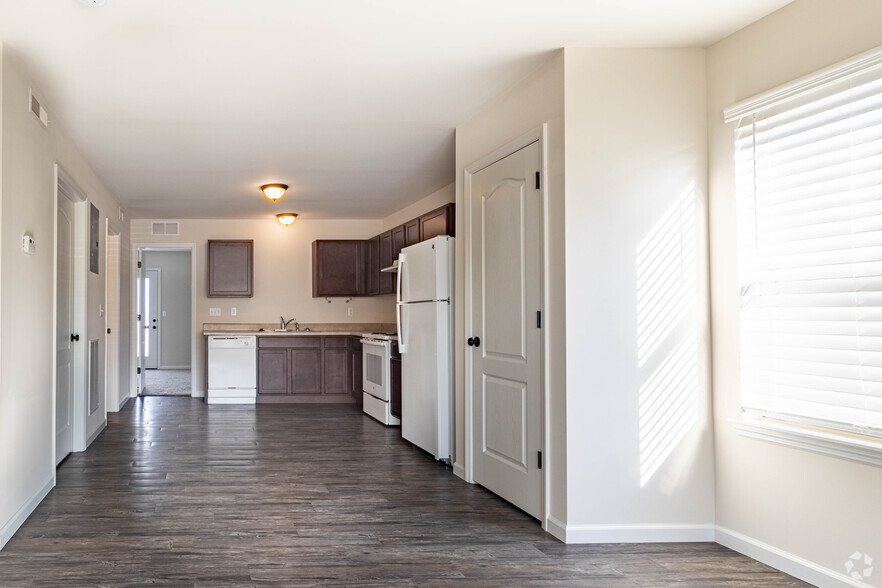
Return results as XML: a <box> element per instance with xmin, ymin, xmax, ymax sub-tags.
<box><xmin>280</xmin><ymin>316</ymin><xmax>299</xmax><ymax>331</ymax></box>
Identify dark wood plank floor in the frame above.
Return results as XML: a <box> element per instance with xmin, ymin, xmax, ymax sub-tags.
<box><xmin>0</xmin><ymin>397</ymin><xmax>810</xmax><ymax>587</ymax></box>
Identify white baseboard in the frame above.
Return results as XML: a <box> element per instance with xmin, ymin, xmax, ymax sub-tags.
<box><xmin>716</xmin><ymin>526</ymin><xmax>865</xmax><ymax>588</ymax></box>
<box><xmin>117</xmin><ymin>393</ymin><xmax>131</xmax><ymax>411</ymax></box>
<box><xmin>85</xmin><ymin>420</ymin><xmax>106</xmax><ymax>449</ymax></box>
<box><xmin>0</xmin><ymin>475</ymin><xmax>54</xmax><ymax>550</ymax></box>
<box><xmin>545</xmin><ymin>515</ymin><xmax>567</xmax><ymax>542</ymax></box>
<box><xmin>452</xmin><ymin>462</ymin><xmax>466</xmax><ymax>480</ymax></box>
<box><xmin>550</xmin><ymin>522</ymin><xmax>715</xmax><ymax>544</ymax></box>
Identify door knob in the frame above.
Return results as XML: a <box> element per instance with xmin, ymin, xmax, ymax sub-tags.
<box><xmin>70</xmin><ymin>333</ymin><xmax>79</xmax><ymax>342</ymax></box>
<box><xmin>152</xmin><ymin>326</ymin><xmax>157</xmax><ymax>330</ymax></box>
<box><xmin>467</xmin><ymin>337</ymin><xmax>481</xmax><ymax>347</ymax></box>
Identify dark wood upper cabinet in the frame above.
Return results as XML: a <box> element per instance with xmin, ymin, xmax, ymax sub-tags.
<box><xmin>365</xmin><ymin>236</ymin><xmax>380</xmax><ymax>296</ymax></box>
<box><xmin>378</xmin><ymin>231</ymin><xmax>395</xmax><ymax>294</ymax></box>
<box><xmin>312</xmin><ymin>240</ymin><xmax>365</xmax><ymax>297</ymax></box>
<box><xmin>404</xmin><ymin>218</ymin><xmax>420</xmax><ymax>247</ymax></box>
<box><xmin>391</xmin><ymin>225</ymin><xmax>406</xmax><ymax>262</ymax></box>
<box><xmin>208</xmin><ymin>240</ymin><xmax>253</xmax><ymax>297</ymax></box>
<box><xmin>419</xmin><ymin>203</ymin><xmax>455</xmax><ymax>241</ymax></box>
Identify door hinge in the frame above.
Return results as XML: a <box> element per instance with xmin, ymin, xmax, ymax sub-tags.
<box><xmin>137</xmin><ymin>314</ymin><xmax>141</xmax><ymax>321</ymax></box>
<box><xmin>137</xmin><ymin>367</ymin><xmax>141</xmax><ymax>374</ymax></box>
<box><xmin>538</xmin><ymin>451</ymin><xmax>543</xmax><ymax>470</ymax></box>
<box><xmin>535</xmin><ymin>171</ymin><xmax>540</xmax><ymax>190</ymax></box>
<box><xmin>537</xmin><ymin>310</ymin><xmax>542</xmax><ymax>329</ymax></box>
<box><xmin>137</xmin><ymin>261</ymin><xmax>142</xmax><ymax>269</ymax></box>
<box><xmin>107</xmin><ymin>328</ymin><xmax>111</xmax><ymax>334</ymax></box>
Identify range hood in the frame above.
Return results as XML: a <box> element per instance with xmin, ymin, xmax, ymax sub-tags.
<box><xmin>381</xmin><ymin>259</ymin><xmax>399</xmax><ymax>273</ymax></box>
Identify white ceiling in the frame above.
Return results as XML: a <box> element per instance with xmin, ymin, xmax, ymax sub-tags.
<box><xmin>0</xmin><ymin>0</ymin><xmax>794</xmax><ymax>220</ymax></box>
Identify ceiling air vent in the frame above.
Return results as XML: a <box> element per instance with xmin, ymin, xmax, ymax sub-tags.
<box><xmin>29</xmin><ymin>89</ymin><xmax>49</xmax><ymax>128</ymax></box>
<box><xmin>151</xmin><ymin>221</ymin><xmax>180</xmax><ymax>236</ymax></box>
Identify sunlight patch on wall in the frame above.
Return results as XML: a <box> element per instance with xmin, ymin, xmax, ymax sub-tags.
<box><xmin>636</xmin><ymin>183</ymin><xmax>700</xmax><ymax>488</ymax></box>
<box><xmin>638</xmin><ymin>332</ymin><xmax>699</xmax><ymax>487</ymax></box>
<box><xmin>636</xmin><ymin>184</ymin><xmax>697</xmax><ymax>367</ymax></box>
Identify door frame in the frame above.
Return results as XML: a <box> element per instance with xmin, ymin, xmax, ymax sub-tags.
<box><xmin>463</xmin><ymin>125</ymin><xmax>550</xmax><ymax>527</ymax></box>
<box><xmin>142</xmin><ymin>266</ymin><xmax>162</xmax><ymax>370</ymax></box>
<box><xmin>130</xmin><ymin>243</ymin><xmax>197</xmax><ymax>398</ymax></box>
<box><xmin>104</xmin><ymin>223</ymin><xmax>123</xmax><ymax>412</ymax></box>
<box><xmin>54</xmin><ymin>165</ymin><xmax>88</xmax><ymax>459</ymax></box>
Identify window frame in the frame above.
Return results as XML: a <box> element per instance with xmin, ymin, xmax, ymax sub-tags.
<box><xmin>724</xmin><ymin>45</ymin><xmax>882</xmax><ymax>464</ymax></box>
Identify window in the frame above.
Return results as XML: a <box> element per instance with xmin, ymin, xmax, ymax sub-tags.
<box><xmin>725</xmin><ymin>47</ymin><xmax>882</xmax><ymax>447</ymax></box>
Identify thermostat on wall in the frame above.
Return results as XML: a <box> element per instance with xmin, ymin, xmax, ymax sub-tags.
<box><xmin>22</xmin><ymin>234</ymin><xmax>36</xmax><ymax>255</ymax></box>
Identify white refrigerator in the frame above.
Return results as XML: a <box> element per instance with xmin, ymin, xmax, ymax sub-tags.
<box><xmin>396</xmin><ymin>235</ymin><xmax>454</xmax><ymax>462</ymax></box>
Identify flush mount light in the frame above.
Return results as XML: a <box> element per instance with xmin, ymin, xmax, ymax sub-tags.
<box><xmin>79</xmin><ymin>0</ymin><xmax>107</xmax><ymax>6</ymax></box>
<box><xmin>276</xmin><ymin>212</ymin><xmax>298</xmax><ymax>226</ymax></box>
<box><xmin>260</xmin><ymin>183</ymin><xmax>288</xmax><ymax>201</ymax></box>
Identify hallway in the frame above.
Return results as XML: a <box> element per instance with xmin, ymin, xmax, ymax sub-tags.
<box><xmin>0</xmin><ymin>398</ymin><xmax>807</xmax><ymax>586</ymax></box>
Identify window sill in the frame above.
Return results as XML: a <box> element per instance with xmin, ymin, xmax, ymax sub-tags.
<box><xmin>733</xmin><ymin>418</ymin><xmax>882</xmax><ymax>468</ymax></box>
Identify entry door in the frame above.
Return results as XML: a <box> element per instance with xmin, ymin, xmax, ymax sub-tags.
<box><xmin>56</xmin><ymin>195</ymin><xmax>76</xmax><ymax>465</ymax></box>
<box><xmin>143</xmin><ymin>268</ymin><xmax>159</xmax><ymax>369</ymax></box>
<box><xmin>470</xmin><ymin>141</ymin><xmax>543</xmax><ymax>519</ymax></box>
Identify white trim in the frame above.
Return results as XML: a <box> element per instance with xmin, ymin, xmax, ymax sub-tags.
<box><xmin>56</xmin><ymin>165</ymin><xmax>89</xmax><ymax>456</ymax></box>
<box><xmin>452</xmin><ymin>462</ymin><xmax>466</xmax><ymax>481</ymax></box>
<box><xmin>716</xmin><ymin>526</ymin><xmax>866</xmax><ymax>588</ymax></box>
<box><xmin>555</xmin><ymin>523</ymin><xmax>714</xmax><ymax>544</ymax></box>
<box><xmin>85</xmin><ymin>419</ymin><xmax>106</xmax><ymax>448</ymax></box>
<box><xmin>733</xmin><ymin>418</ymin><xmax>882</xmax><ymax>468</ymax></box>
<box><xmin>0</xmin><ymin>475</ymin><xmax>54</xmax><ymax>550</ymax></box>
<box><xmin>545</xmin><ymin>516</ymin><xmax>567</xmax><ymax>542</ymax></box>
<box><xmin>724</xmin><ymin>44</ymin><xmax>882</xmax><ymax>122</ymax></box>
<box><xmin>132</xmin><ymin>244</ymin><xmax>197</xmax><ymax>398</ymax></box>
<box><xmin>463</xmin><ymin>125</ymin><xmax>549</xmax><ymax>522</ymax></box>
<box><xmin>117</xmin><ymin>393</ymin><xmax>131</xmax><ymax>411</ymax></box>
<box><xmin>142</xmin><ymin>266</ymin><xmax>161</xmax><ymax>370</ymax></box>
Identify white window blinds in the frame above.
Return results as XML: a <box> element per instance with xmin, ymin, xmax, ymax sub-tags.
<box><xmin>728</xmin><ymin>51</ymin><xmax>882</xmax><ymax>437</ymax></box>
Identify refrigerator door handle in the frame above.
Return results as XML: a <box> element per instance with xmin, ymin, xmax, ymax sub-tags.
<box><xmin>397</xmin><ymin>303</ymin><xmax>408</xmax><ymax>354</ymax></box>
<box><xmin>396</xmin><ymin>253</ymin><xmax>406</xmax><ymax>305</ymax></box>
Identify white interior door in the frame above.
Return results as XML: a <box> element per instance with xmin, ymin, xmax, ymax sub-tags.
<box><xmin>143</xmin><ymin>268</ymin><xmax>160</xmax><ymax>370</ymax></box>
<box><xmin>470</xmin><ymin>140</ymin><xmax>543</xmax><ymax>519</ymax></box>
<box><xmin>56</xmin><ymin>194</ymin><xmax>76</xmax><ymax>465</ymax></box>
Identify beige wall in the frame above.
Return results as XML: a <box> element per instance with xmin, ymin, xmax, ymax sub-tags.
<box><xmin>130</xmin><ymin>218</ymin><xmax>396</xmax><ymax>396</ymax></box>
<box><xmin>563</xmin><ymin>48</ymin><xmax>714</xmax><ymax>537</ymax></box>
<box><xmin>707</xmin><ymin>0</ymin><xmax>882</xmax><ymax>583</ymax></box>
<box><xmin>381</xmin><ymin>182</ymin><xmax>454</xmax><ymax>232</ymax></box>
<box><xmin>455</xmin><ymin>51</ymin><xmax>568</xmax><ymax>528</ymax></box>
<box><xmin>0</xmin><ymin>47</ymin><xmax>130</xmax><ymax>547</ymax></box>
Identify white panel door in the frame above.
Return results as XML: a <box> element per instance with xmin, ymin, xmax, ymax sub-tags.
<box><xmin>143</xmin><ymin>268</ymin><xmax>159</xmax><ymax>370</ymax></box>
<box><xmin>56</xmin><ymin>195</ymin><xmax>75</xmax><ymax>465</ymax></box>
<box><xmin>470</xmin><ymin>141</ymin><xmax>543</xmax><ymax>519</ymax></box>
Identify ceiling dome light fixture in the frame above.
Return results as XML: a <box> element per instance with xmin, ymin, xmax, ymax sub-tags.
<box><xmin>260</xmin><ymin>183</ymin><xmax>288</xmax><ymax>201</ymax></box>
<box><xmin>79</xmin><ymin>0</ymin><xmax>107</xmax><ymax>6</ymax></box>
<box><xmin>276</xmin><ymin>212</ymin><xmax>298</xmax><ymax>226</ymax></box>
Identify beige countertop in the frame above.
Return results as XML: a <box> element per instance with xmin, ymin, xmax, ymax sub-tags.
<box><xmin>202</xmin><ymin>322</ymin><xmax>396</xmax><ymax>337</ymax></box>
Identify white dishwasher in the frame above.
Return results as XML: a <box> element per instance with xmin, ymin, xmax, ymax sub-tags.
<box><xmin>207</xmin><ymin>336</ymin><xmax>257</xmax><ymax>404</ymax></box>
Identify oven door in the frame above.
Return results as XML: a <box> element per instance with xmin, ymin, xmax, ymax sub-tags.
<box><xmin>361</xmin><ymin>339</ymin><xmax>391</xmax><ymax>400</ymax></box>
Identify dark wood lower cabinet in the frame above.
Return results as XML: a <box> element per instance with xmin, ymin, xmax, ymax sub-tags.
<box><xmin>257</xmin><ymin>336</ymin><xmax>354</xmax><ymax>403</ymax></box>
<box><xmin>257</xmin><ymin>349</ymin><xmax>288</xmax><ymax>395</ymax></box>
<box><xmin>290</xmin><ymin>348</ymin><xmax>322</xmax><ymax>395</ymax></box>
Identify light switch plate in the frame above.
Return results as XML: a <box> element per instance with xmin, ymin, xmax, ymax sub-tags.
<box><xmin>231</xmin><ymin>307</ymin><xmax>237</xmax><ymax>316</ymax></box>
<box><xmin>209</xmin><ymin>307</ymin><xmax>221</xmax><ymax>317</ymax></box>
